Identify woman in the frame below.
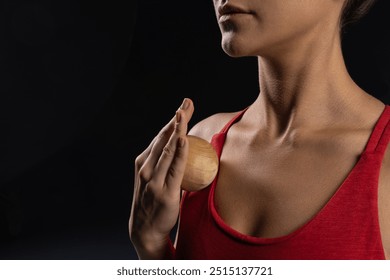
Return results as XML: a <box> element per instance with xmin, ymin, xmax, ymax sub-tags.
<box><xmin>129</xmin><ymin>0</ymin><xmax>389</xmax><ymax>259</ymax></box>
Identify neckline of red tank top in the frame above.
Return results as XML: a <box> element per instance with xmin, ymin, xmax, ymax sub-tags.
<box><xmin>208</xmin><ymin>105</ymin><xmax>390</xmax><ymax>245</ymax></box>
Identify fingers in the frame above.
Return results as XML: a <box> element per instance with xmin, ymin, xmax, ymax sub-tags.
<box><xmin>136</xmin><ymin>119</ymin><xmax>175</xmax><ymax>176</ymax></box>
<box><xmin>180</xmin><ymin>98</ymin><xmax>194</xmax><ymax>124</ymax></box>
<box><xmin>164</xmin><ymin>136</ymin><xmax>188</xmax><ymax>192</ymax></box>
<box><xmin>137</xmin><ymin>98</ymin><xmax>194</xmax><ymax>182</ymax></box>
<box><xmin>135</xmin><ymin>114</ymin><xmax>176</xmax><ymax>168</ymax></box>
<box><xmin>151</xmin><ymin>109</ymin><xmax>189</xmax><ymax>189</ymax></box>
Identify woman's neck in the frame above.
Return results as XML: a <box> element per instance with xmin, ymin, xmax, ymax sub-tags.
<box><xmin>251</xmin><ymin>31</ymin><xmax>370</xmax><ymax>137</ymax></box>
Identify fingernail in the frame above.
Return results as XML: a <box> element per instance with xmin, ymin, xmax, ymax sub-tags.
<box><xmin>176</xmin><ymin>110</ymin><xmax>181</xmax><ymax>123</ymax></box>
<box><xmin>180</xmin><ymin>98</ymin><xmax>189</xmax><ymax>110</ymax></box>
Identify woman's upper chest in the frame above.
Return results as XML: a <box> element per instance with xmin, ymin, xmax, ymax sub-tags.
<box><xmin>214</xmin><ymin>127</ymin><xmax>373</xmax><ymax>238</ymax></box>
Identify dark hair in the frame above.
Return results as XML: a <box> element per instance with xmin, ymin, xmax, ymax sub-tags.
<box><xmin>341</xmin><ymin>0</ymin><xmax>377</xmax><ymax>29</ymax></box>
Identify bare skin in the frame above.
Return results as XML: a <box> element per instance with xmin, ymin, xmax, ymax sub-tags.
<box><xmin>129</xmin><ymin>0</ymin><xmax>389</xmax><ymax>259</ymax></box>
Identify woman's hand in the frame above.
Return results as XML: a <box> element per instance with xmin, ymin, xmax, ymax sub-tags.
<box><xmin>129</xmin><ymin>98</ymin><xmax>194</xmax><ymax>259</ymax></box>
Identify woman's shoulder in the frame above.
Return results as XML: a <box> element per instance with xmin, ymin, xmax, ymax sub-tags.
<box><xmin>188</xmin><ymin>111</ymin><xmax>241</xmax><ymax>142</ymax></box>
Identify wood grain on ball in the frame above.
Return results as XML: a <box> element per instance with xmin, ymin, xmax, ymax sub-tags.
<box><xmin>181</xmin><ymin>135</ymin><xmax>219</xmax><ymax>192</ymax></box>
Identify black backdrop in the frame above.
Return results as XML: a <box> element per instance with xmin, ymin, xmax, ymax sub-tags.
<box><xmin>1</xmin><ymin>0</ymin><xmax>389</xmax><ymax>259</ymax></box>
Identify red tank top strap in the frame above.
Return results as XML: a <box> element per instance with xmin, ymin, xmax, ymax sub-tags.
<box><xmin>211</xmin><ymin>108</ymin><xmax>249</xmax><ymax>157</ymax></box>
<box><xmin>375</xmin><ymin>106</ymin><xmax>390</xmax><ymax>154</ymax></box>
<box><xmin>219</xmin><ymin>107</ymin><xmax>249</xmax><ymax>134</ymax></box>
<box><xmin>365</xmin><ymin>105</ymin><xmax>390</xmax><ymax>155</ymax></box>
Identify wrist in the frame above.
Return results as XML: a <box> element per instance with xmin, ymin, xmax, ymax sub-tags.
<box><xmin>131</xmin><ymin>232</ymin><xmax>174</xmax><ymax>260</ymax></box>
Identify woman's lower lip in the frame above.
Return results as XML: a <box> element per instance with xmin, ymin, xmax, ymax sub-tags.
<box><xmin>219</xmin><ymin>13</ymin><xmax>251</xmax><ymax>23</ymax></box>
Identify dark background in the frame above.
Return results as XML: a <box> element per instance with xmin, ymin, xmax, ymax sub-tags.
<box><xmin>0</xmin><ymin>0</ymin><xmax>389</xmax><ymax>259</ymax></box>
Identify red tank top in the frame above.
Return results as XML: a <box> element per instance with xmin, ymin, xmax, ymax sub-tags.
<box><xmin>171</xmin><ymin>105</ymin><xmax>390</xmax><ymax>260</ymax></box>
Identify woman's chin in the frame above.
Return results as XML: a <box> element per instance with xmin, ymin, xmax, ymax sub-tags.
<box><xmin>221</xmin><ymin>38</ymin><xmax>256</xmax><ymax>58</ymax></box>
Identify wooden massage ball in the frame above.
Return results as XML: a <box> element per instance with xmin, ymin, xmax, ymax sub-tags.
<box><xmin>181</xmin><ymin>135</ymin><xmax>219</xmax><ymax>192</ymax></box>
